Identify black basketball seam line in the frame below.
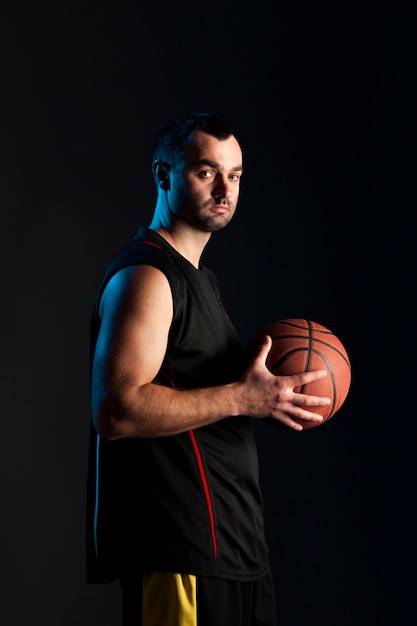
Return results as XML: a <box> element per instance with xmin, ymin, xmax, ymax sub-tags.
<box><xmin>274</xmin><ymin>322</ymin><xmax>346</xmax><ymax>358</ymax></box>
<box><xmin>275</xmin><ymin>319</ymin><xmax>334</xmax><ymax>334</ymax></box>
<box><xmin>275</xmin><ymin>319</ymin><xmax>312</xmax><ymax>331</ymax></box>
<box><xmin>247</xmin><ymin>339</ymin><xmax>351</xmax><ymax>373</ymax></box>
<box><xmin>273</xmin><ymin>326</ymin><xmax>334</xmax><ymax>338</ymax></box>
<box><xmin>269</xmin><ymin>334</ymin><xmax>351</xmax><ymax>369</ymax></box>
<box><xmin>304</xmin><ymin>328</ymin><xmax>313</xmax><ymax>386</ymax></box>
<box><xmin>246</xmin><ymin>339</ymin><xmax>351</xmax><ymax>372</ymax></box>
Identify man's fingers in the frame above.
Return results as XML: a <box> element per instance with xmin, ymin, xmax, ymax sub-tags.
<box><xmin>292</xmin><ymin>368</ymin><xmax>327</xmax><ymax>386</ymax></box>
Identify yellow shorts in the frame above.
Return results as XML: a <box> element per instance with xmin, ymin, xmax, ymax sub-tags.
<box><xmin>119</xmin><ymin>570</ymin><xmax>276</xmax><ymax>626</ymax></box>
<box><xmin>142</xmin><ymin>572</ymin><xmax>197</xmax><ymax>626</ymax></box>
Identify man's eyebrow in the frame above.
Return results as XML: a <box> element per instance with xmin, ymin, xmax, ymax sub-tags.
<box><xmin>197</xmin><ymin>158</ymin><xmax>243</xmax><ymax>172</ymax></box>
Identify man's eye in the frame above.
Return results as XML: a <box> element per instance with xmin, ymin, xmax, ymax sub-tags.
<box><xmin>200</xmin><ymin>171</ymin><xmax>214</xmax><ymax>178</ymax></box>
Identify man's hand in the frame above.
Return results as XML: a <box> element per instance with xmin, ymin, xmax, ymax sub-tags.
<box><xmin>237</xmin><ymin>335</ymin><xmax>331</xmax><ymax>431</ymax></box>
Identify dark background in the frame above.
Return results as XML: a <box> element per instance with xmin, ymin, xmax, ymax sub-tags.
<box><xmin>1</xmin><ymin>2</ymin><xmax>415</xmax><ymax>625</ymax></box>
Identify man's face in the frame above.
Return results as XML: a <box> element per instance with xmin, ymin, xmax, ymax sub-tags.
<box><xmin>167</xmin><ymin>130</ymin><xmax>243</xmax><ymax>232</ymax></box>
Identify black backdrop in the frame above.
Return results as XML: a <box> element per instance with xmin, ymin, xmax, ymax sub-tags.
<box><xmin>1</xmin><ymin>2</ymin><xmax>415</xmax><ymax>625</ymax></box>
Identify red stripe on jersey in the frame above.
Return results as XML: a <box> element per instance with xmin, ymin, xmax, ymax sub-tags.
<box><xmin>166</xmin><ymin>367</ymin><xmax>218</xmax><ymax>560</ymax></box>
<box><xmin>132</xmin><ymin>241</ymin><xmax>161</xmax><ymax>249</ymax></box>
<box><xmin>188</xmin><ymin>430</ymin><xmax>218</xmax><ymax>560</ymax></box>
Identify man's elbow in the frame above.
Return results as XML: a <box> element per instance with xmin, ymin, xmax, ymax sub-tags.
<box><xmin>92</xmin><ymin>397</ymin><xmax>128</xmax><ymax>441</ymax></box>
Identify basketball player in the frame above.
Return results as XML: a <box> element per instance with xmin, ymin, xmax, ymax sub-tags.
<box><xmin>87</xmin><ymin>113</ymin><xmax>330</xmax><ymax>626</ymax></box>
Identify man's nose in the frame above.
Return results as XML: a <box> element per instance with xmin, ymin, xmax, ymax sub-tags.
<box><xmin>213</xmin><ymin>176</ymin><xmax>233</xmax><ymax>200</ymax></box>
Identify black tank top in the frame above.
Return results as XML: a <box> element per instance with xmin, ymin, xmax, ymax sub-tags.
<box><xmin>86</xmin><ymin>228</ymin><xmax>270</xmax><ymax>582</ymax></box>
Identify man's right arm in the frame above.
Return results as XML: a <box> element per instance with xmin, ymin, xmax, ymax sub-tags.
<box><xmin>91</xmin><ymin>265</ymin><xmax>330</xmax><ymax>439</ymax></box>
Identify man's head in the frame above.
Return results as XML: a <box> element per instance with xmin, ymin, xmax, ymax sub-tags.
<box><xmin>151</xmin><ymin>113</ymin><xmax>243</xmax><ymax>234</ymax></box>
<box><xmin>152</xmin><ymin>113</ymin><xmax>237</xmax><ymax>173</ymax></box>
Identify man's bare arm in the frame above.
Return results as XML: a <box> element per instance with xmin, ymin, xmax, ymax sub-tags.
<box><xmin>91</xmin><ymin>265</ymin><xmax>330</xmax><ymax>439</ymax></box>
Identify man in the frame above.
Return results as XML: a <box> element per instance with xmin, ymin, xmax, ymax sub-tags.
<box><xmin>87</xmin><ymin>113</ymin><xmax>330</xmax><ymax>625</ymax></box>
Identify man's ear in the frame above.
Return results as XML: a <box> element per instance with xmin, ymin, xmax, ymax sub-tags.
<box><xmin>152</xmin><ymin>161</ymin><xmax>170</xmax><ymax>190</ymax></box>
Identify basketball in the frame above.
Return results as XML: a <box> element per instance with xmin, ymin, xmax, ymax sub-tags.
<box><xmin>246</xmin><ymin>318</ymin><xmax>351</xmax><ymax>429</ymax></box>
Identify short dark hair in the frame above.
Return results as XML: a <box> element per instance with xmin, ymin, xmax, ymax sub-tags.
<box><xmin>152</xmin><ymin>113</ymin><xmax>235</xmax><ymax>168</ymax></box>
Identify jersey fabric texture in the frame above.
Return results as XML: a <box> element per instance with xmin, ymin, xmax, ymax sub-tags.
<box><xmin>86</xmin><ymin>228</ymin><xmax>270</xmax><ymax>583</ymax></box>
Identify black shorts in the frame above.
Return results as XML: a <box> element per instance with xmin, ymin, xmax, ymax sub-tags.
<box><xmin>119</xmin><ymin>571</ymin><xmax>277</xmax><ymax>626</ymax></box>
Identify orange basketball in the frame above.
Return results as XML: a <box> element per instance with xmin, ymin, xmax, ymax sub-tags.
<box><xmin>246</xmin><ymin>318</ymin><xmax>351</xmax><ymax>429</ymax></box>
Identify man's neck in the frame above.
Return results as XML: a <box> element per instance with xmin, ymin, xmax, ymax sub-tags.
<box><xmin>150</xmin><ymin>223</ymin><xmax>211</xmax><ymax>269</ymax></box>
